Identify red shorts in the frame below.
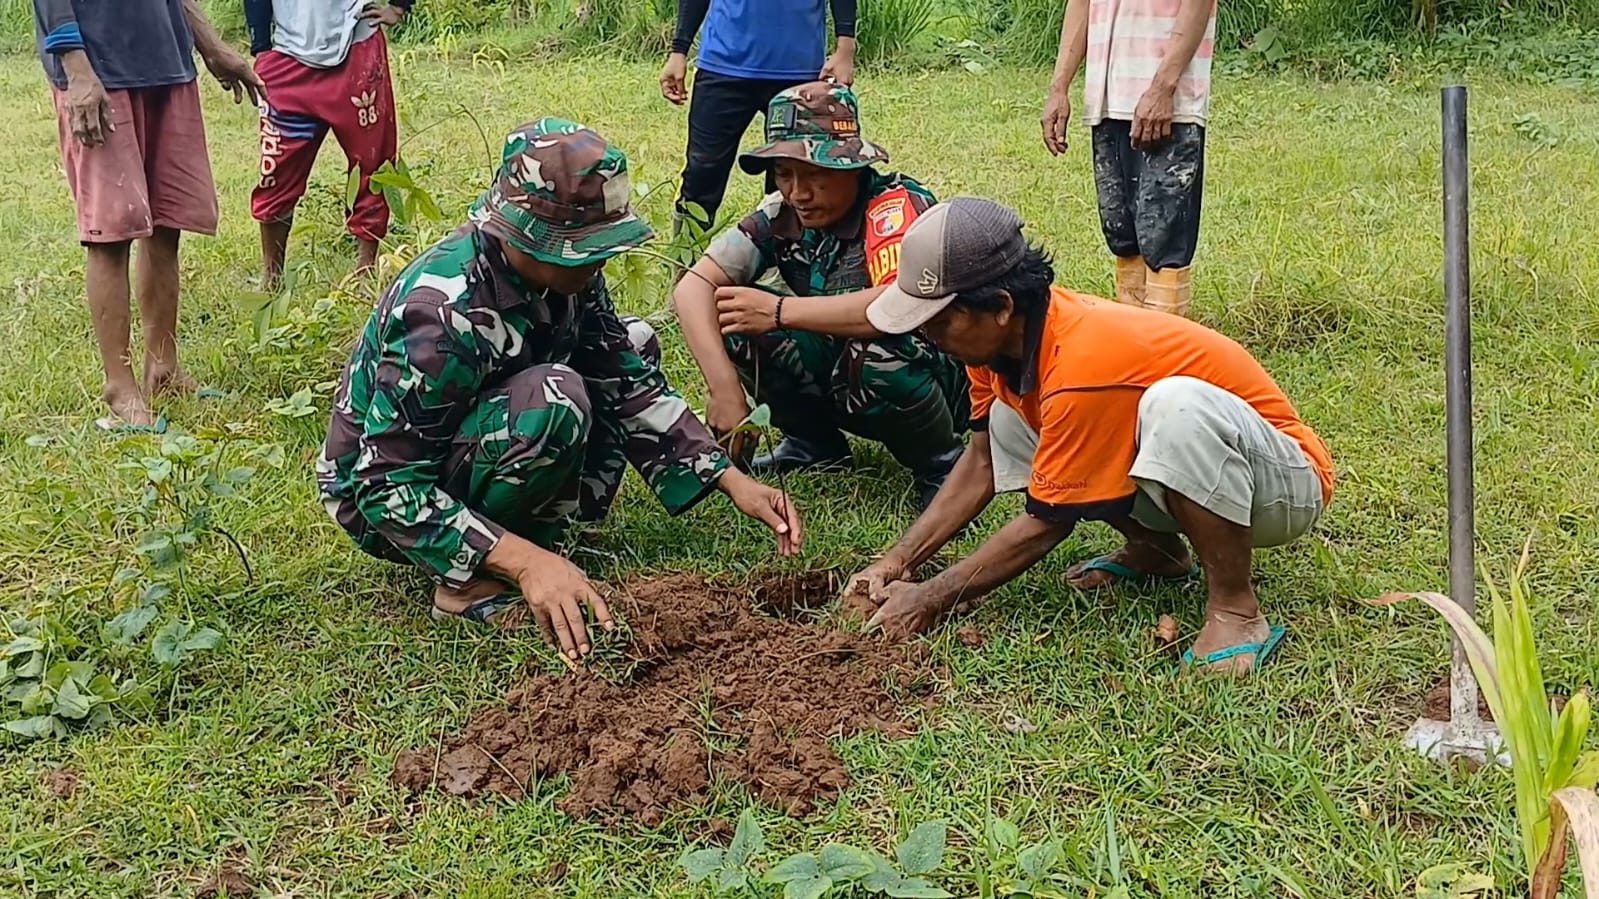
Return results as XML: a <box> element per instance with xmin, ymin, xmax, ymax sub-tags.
<box><xmin>53</xmin><ymin>78</ymin><xmax>219</xmax><ymax>244</ymax></box>
<box><xmin>252</xmin><ymin>30</ymin><xmax>397</xmax><ymax>241</ymax></box>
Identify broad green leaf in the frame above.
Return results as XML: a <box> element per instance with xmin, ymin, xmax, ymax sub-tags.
<box><xmin>151</xmin><ymin>620</ymin><xmax>192</xmax><ymax>667</ymax></box>
<box><xmin>1485</xmin><ymin>569</ymin><xmax>1555</xmax><ymax>880</ymax></box>
<box><xmin>17</xmin><ymin>681</ymin><xmax>49</xmax><ymax>714</ymax></box>
<box><xmin>896</xmin><ymin>821</ymin><xmax>946</xmax><ymax>875</ymax></box>
<box><xmin>52</xmin><ymin>676</ymin><xmax>93</xmax><ymax>720</ymax></box>
<box><xmin>88</xmin><ymin>703</ymin><xmax>115</xmax><ymax>728</ymax></box>
<box><xmin>679</xmin><ymin>847</ymin><xmax>724</xmax><ymax>883</ymax></box>
<box><xmin>862</xmin><ymin>851</ymin><xmax>902</xmax><ymax>892</ymax></box>
<box><xmin>785</xmin><ymin>875</ymin><xmax>832</xmax><ymax>899</ymax></box>
<box><xmin>44</xmin><ymin>661</ymin><xmax>93</xmax><ymax>689</ymax></box>
<box><xmin>2</xmin><ymin>715</ymin><xmax>61</xmax><ymax>739</ymax></box>
<box><xmin>139</xmin><ymin>583</ymin><xmax>172</xmax><ymax>605</ymax></box>
<box><xmin>1570</xmin><ymin>752</ymin><xmax>1599</xmax><ymax>790</ymax></box>
<box><xmin>106</xmin><ymin>607</ymin><xmax>159</xmax><ymax>646</ymax></box>
<box><xmin>1546</xmin><ymin>691</ymin><xmax>1592</xmax><ymax>793</ymax></box>
<box><xmin>1018</xmin><ymin>839</ymin><xmax>1063</xmax><ymax>879</ymax></box>
<box><xmin>819</xmin><ymin>843</ymin><xmax>876</xmax><ymax>881</ymax></box>
<box><xmin>885</xmin><ymin>878</ymin><xmax>953</xmax><ymax>898</ymax></box>
<box><xmin>344</xmin><ymin>165</ymin><xmax>362</xmax><ymax>210</ymax></box>
<box><xmin>985</xmin><ymin>816</ymin><xmax>1020</xmax><ymax>855</ymax></box>
<box><xmin>135</xmin><ymin>532</ymin><xmax>174</xmax><ymax>556</ymax></box>
<box><xmin>16</xmin><ymin>653</ymin><xmax>45</xmax><ymax>680</ymax></box>
<box><xmin>201</xmin><ymin>473</ymin><xmax>235</xmax><ymax>497</ymax></box>
<box><xmin>181</xmin><ymin>627</ymin><xmax>224</xmax><ymax>653</ymax></box>
<box><xmin>118</xmin><ymin>680</ymin><xmax>156</xmax><ymax>713</ymax></box>
<box><xmin>726</xmin><ymin>809</ymin><xmax>765</xmax><ymax>868</ymax></box>
<box><xmin>86</xmin><ymin>674</ymin><xmax>119</xmax><ymax>701</ymax></box>
<box><xmin>747</xmin><ymin>403</ymin><xmax>772</xmax><ymax>429</ymax></box>
<box><xmin>766</xmin><ymin>853</ymin><xmax>821</xmax><ymax>884</ymax></box>
<box><xmin>143</xmin><ymin>457</ymin><xmax>173</xmax><ymax>483</ymax></box>
<box><xmin>224</xmin><ymin>466</ymin><xmax>257</xmax><ymax>485</ymax></box>
<box><xmin>2</xmin><ymin>636</ymin><xmax>43</xmax><ymax>657</ymax></box>
<box><xmin>715</xmin><ymin>866</ymin><xmax>749</xmax><ymax>893</ymax></box>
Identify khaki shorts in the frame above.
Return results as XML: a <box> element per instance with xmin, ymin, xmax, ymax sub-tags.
<box><xmin>990</xmin><ymin>375</ymin><xmax>1323</xmax><ymax>547</ymax></box>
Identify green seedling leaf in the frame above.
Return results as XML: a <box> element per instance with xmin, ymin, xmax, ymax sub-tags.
<box><xmin>986</xmin><ymin>816</ymin><xmax>1020</xmax><ymax>855</ymax></box>
<box><xmin>716</xmin><ymin>867</ymin><xmax>750</xmax><ymax>893</ymax></box>
<box><xmin>1569</xmin><ymin>751</ymin><xmax>1599</xmax><ymax>790</ymax></box>
<box><xmin>1018</xmin><ymin>839</ymin><xmax>1063</xmax><ymax>879</ymax></box>
<box><xmin>863</xmin><ymin>852</ymin><xmax>902</xmax><ymax>892</ymax></box>
<box><xmin>897</xmin><ymin>821</ymin><xmax>947</xmax><ymax>875</ymax></box>
<box><xmin>182</xmin><ymin>627</ymin><xmax>224</xmax><ymax>654</ymax></box>
<box><xmin>1416</xmin><ymin>863</ymin><xmax>1493</xmax><ymax>899</ymax></box>
<box><xmin>2</xmin><ymin>636</ymin><xmax>44</xmax><ymax>657</ymax></box>
<box><xmin>16</xmin><ymin>652</ymin><xmax>45</xmax><ymax>680</ymax></box>
<box><xmin>747</xmin><ymin>403</ymin><xmax>772</xmax><ymax>429</ymax></box>
<box><xmin>52</xmin><ymin>676</ymin><xmax>93</xmax><ymax>720</ymax></box>
<box><xmin>344</xmin><ymin>165</ymin><xmax>362</xmax><ymax>210</ymax></box>
<box><xmin>3</xmin><ymin>715</ymin><xmax>62</xmax><ymax>739</ymax></box>
<box><xmin>680</xmin><ymin>848</ymin><xmax>724</xmax><ymax>883</ymax></box>
<box><xmin>726</xmin><ymin>809</ymin><xmax>765</xmax><ymax>868</ymax></box>
<box><xmin>139</xmin><ymin>583</ymin><xmax>172</xmax><ymax>605</ymax></box>
<box><xmin>151</xmin><ymin>619</ymin><xmax>192</xmax><ymax>667</ymax></box>
<box><xmin>820</xmin><ymin>843</ymin><xmax>877</xmax><ymax>881</ymax></box>
<box><xmin>87</xmin><ymin>674</ymin><xmax>119</xmax><ymax>701</ymax></box>
<box><xmin>143</xmin><ymin>457</ymin><xmax>173</xmax><ymax>483</ymax></box>
<box><xmin>767</xmin><ymin>853</ymin><xmax>821</xmax><ymax>884</ymax></box>
<box><xmin>885</xmin><ymin>877</ymin><xmax>952</xmax><ymax>898</ymax></box>
<box><xmin>45</xmin><ymin>661</ymin><xmax>94</xmax><ymax>688</ymax></box>
<box><xmin>17</xmin><ymin>681</ymin><xmax>48</xmax><ymax>713</ymax></box>
<box><xmin>785</xmin><ymin>875</ymin><xmax>833</xmax><ymax>899</ymax></box>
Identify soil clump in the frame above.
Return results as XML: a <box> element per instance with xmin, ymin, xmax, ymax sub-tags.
<box><xmin>392</xmin><ymin>573</ymin><xmax>936</xmax><ymax>824</ymax></box>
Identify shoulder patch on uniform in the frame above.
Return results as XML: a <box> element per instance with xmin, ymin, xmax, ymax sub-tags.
<box><xmin>867</xmin><ymin>187</ymin><xmax>912</xmax><ymax>239</ymax></box>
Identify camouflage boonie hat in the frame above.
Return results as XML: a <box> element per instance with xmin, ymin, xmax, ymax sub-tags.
<box><xmin>737</xmin><ymin>82</ymin><xmax>890</xmax><ymax>175</ymax></box>
<box><xmin>469</xmin><ymin>117</ymin><xmax>654</xmax><ymax>266</ymax></box>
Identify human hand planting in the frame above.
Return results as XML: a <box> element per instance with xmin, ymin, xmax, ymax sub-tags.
<box><xmin>842</xmin><ymin>555</ymin><xmax>908</xmax><ymax>606</ymax></box>
<box><xmin>865</xmin><ymin>581</ymin><xmax>942</xmax><ymax>638</ymax></box>
<box><xmin>719</xmin><ymin>469</ymin><xmax>803</xmax><ymax>556</ymax></box>
<box><xmin>488</xmin><ymin>536</ymin><xmax>613</xmax><ymax>661</ymax></box>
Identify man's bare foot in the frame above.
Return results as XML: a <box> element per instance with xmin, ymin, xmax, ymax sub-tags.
<box><xmin>102</xmin><ymin>385</ymin><xmax>156</xmax><ymax>428</ymax></box>
<box><xmin>1065</xmin><ymin>539</ymin><xmax>1192</xmax><ymax>589</ymax></box>
<box><xmin>433</xmin><ymin>579</ymin><xmax>513</xmax><ymax>616</ymax></box>
<box><xmin>1187</xmin><ymin>609</ymin><xmax>1273</xmax><ymax>676</ymax></box>
<box><xmin>146</xmin><ymin>365</ymin><xmax>200</xmax><ymax>399</ymax></box>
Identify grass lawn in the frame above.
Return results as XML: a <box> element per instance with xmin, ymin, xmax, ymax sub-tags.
<box><xmin>1</xmin><ymin>45</ymin><xmax>1598</xmax><ymax>898</ymax></box>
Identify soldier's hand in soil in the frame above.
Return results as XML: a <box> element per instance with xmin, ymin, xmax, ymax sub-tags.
<box><xmin>1131</xmin><ymin>82</ymin><xmax>1175</xmax><ymax>150</ymax></box>
<box><xmin>715</xmin><ymin>286</ymin><xmax>780</xmax><ymax>336</ymax></box>
<box><xmin>660</xmin><ymin>53</ymin><xmax>689</xmax><ymax>105</ymax></box>
<box><xmin>865</xmin><ymin>582</ymin><xmax>942</xmax><ymax>639</ymax></box>
<box><xmin>360</xmin><ymin>3</ymin><xmax>407</xmax><ymax>27</ymax></box>
<box><xmin>720</xmin><ymin>470</ymin><xmax>803</xmax><ymax>556</ymax></box>
<box><xmin>842</xmin><ymin>557</ymin><xmax>907</xmax><ymax>606</ymax></box>
<box><xmin>519</xmin><ymin>553</ymin><xmax>613</xmax><ymax>661</ymax></box>
<box><xmin>1041</xmin><ymin>86</ymin><xmax>1071</xmax><ymax>156</ymax></box>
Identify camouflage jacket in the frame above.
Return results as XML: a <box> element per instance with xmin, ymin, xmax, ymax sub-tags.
<box><xmin>317</xmin><ymin>223</ymin><xmax>730</xmax><ymax>584</ymax></box>
<box><xmin>705</xmin><ymin>171</ymin><xmax>936</xmax><ymax>297</ymax></box>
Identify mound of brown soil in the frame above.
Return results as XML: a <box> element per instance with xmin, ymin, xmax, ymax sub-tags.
<box><xmin>392</xmin><ymin>572</ymin><xmax>937</xmax><ymax>825</ymax></box>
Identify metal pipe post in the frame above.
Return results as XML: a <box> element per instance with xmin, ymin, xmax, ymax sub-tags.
<box><xmin>1441</xmin><ymin>85</ymin><xmax>1480</xmax><ymax>734</ymax></box>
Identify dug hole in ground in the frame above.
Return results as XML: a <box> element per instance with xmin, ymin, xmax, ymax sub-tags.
<box><xmin>392</xmin><ymin>572</ymin><xmax>940</xmax><ymax>826</ymax></box>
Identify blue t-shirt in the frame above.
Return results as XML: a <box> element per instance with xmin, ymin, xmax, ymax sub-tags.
<box><xmin>698</xmin><ymin>0</ymin><xmax>827</xmax><ymax>81</ymax></box>
<box><xmin>34</xmin><ymin>0</ymin><xmax>197</xmax><ymax>91</ymax></box>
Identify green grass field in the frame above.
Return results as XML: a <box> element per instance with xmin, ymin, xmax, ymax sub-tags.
<box><xmin>2</xmin><ymin>46</ymin><xmax>1598</xmax><ymax>898</ymax></box>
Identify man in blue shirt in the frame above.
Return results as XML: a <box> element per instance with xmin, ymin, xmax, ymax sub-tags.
<box><xmin>660</xmin><ymin>0</ymin><xmax>858</xmax><ymax>234</ymax></box>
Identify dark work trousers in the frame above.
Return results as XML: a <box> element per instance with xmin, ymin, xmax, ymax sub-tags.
<box><xmin>1091</xmin><ymin>119</ymin><xmax>1207</xmax><ymax>271</ymax></box>
<box><xmin>678</xmin><ymin>69</ymin><xmax>810</xmax><ymax>232</ymax></box>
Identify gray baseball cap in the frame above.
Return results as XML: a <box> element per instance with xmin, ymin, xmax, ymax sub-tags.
<box><xmin>866</xmin><ymin>197</ymin><xmax>1028</xmax><ymax>334</ymax></box>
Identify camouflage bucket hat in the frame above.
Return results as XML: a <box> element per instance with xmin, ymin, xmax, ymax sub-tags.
<box><xmin>469</xmin><ymin>117</ymin><xmax>655</xmax><ymax>266</ymax></box>
<box><xmin>737</xmin><ymin>82</ymin><xmax>890</xmax><ymax>175</ymax></box>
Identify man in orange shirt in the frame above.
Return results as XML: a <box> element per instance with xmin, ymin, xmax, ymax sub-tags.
<box><xmin>845</xmin><ymin>197</ymin><xmax>1333</xmax><ymax>674</ymax></box>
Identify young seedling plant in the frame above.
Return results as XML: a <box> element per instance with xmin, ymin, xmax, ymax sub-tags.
<box><xmin>680</xmin><ymin>809</ymin><xmax>954</xmax><ymax>898</ymax></box>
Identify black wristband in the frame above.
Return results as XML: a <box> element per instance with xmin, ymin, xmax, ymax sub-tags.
<box><xmin>775</xmin><ymin>296</ymin><xmax>785</xmax><ymax>330</ymax></box>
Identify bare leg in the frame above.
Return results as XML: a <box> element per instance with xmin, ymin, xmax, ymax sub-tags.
<box><xmin>355</xmin><ymin>238</ymin><xmax>379</xmax><ymax>278</ymax></box>
<box><xmin>1165</xmin><ymin>491</ymin><xmax>1271</xmax><ymax>675</ymax></box>
<box><xmin>260</xmin><ymin>219</ymin><xmax>291</xmax><ymax>292</ymax></box>
<box><xmin>137</xmin><ymin>227</ymin><xmax>196</xmax><ymax>397</ymax></box>
<box><xmin>85</xmin><ymin>241</ymin><xmax>153</xmax><ymax>426</ymax></box>
<box><xmin>1065</xmin><ymin>515</ymin><xmax>1192</xmax><ymax>589</ymax></box>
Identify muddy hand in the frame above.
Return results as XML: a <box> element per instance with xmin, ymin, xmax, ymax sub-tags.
<box><xmin>842</xmin><ymin>556</ymin><xmax>906</xmax><ymax>607</ymax></box>
<box><xmin>865</xmin><ymin>581</ymin><xmax>940</xmax><ymax>638</ymax></box>
<box><xmin>520</xmin><ymin>555</ymin><xmax>613</xmax><ymax>661</ymax></box>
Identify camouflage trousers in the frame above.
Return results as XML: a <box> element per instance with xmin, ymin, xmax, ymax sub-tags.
<box><xmin>336</xmin><ymin>318</ymin><xmax>659</xmax><ymax>565</ymax></box>
<box><xmin>723</xmin><ymin>329</ymin><xmax>970</xmax><ymax>466</ymax></box>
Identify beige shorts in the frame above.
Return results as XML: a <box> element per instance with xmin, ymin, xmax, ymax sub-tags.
<box><xmin>990</xmin><ymin>375</ymin><xmax>1323</xmax><ymax>547</ymax></box>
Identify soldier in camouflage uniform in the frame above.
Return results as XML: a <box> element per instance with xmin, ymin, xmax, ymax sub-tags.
<box><xmin>671</xmin><ymin>82</ymin><xmax>970</xmax><ymax>511</ymax></box>
<box><xmin>318</xmin><ymin>118</ymin><xmax>802</xmax><ymax>661</ymax></box>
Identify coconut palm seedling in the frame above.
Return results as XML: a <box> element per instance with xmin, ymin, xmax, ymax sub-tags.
<box><xmin>1374</xmin><ymin>546</ymin><xmax>1599</xmax><ymax>899</ymax></box>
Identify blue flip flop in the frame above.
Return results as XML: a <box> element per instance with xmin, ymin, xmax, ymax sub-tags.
<box><xmin>1181</xmin><ymin>624</ymin><xmax>1287</xmax><ymax>673</ymax></box>
<box><xmin>1067</xmin><ymin>555</ymin><xmax>1200</xmax><ymax>589</ymax></box>
<box><xmin>95</xmin><ymin>415</ymin><xmax>168</xmax><ymax>435</ymax></box>
<box><xmin>430</xmin><ymin>592</ymin><xmax>518</xmax><ymax>625</ymax></box>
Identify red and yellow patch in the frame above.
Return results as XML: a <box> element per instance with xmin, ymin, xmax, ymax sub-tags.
<box><xmin>863</xmin><ymin>188</ymin><xmax>919</xmax><ymax>286</ymax></box>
